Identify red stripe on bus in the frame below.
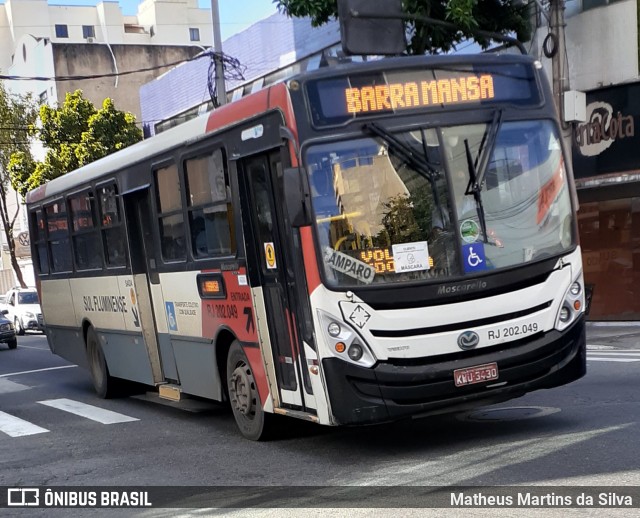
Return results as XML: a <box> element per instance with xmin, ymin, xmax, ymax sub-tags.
<box><xmin>243</xmin><ymin>345</ymin><xmax>270</xmax><ymax>408</ymax></box>
<box><xmin>267</xmin><ymin>83</ymin><xmax>299</xmax><ymax>167</ymax></box>
<box><xmin>200</xmin><ymin>268</ymin><xmax>258</xmax><ymax>343</ymax></box>
<box><xmin>300</xmin><ymin>226</ymin><xmax>321</xmax><ymax>294</ymax></box>
<box><xmin>205</xmin><ymin>88</ymin><xmax>271</xmax><ymax>133</ymax></box>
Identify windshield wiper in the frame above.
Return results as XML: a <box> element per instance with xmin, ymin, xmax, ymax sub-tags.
<box><xmin>462</xmin><ymin>110</ymin><xmax>503</xmax><ymax>245</ymax></box>
<box><xmin>472</xmin><ymin>109</ymin><xmax>503</xmax><ymax>194</ymax></box>
<box><xmin>364</xmin><ymin>123</ymin><xmax>439</xmax><ymax>183</ymax></box>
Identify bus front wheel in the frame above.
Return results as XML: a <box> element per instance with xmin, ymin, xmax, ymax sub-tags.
<box><xmin>227</xmin><ymin>340</ymin><xmax>274</xmax><ymax>441</ymax></box>
<box><xmin>86</xmin><ymin>326</ymin><xmax>118</xmax><ymax>398</ymax></box>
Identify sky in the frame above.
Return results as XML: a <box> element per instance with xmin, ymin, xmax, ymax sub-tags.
<box><xmin>1</xmin><ymin>0</ymin><xmax>279</xmax><ymax>41</ymax></box>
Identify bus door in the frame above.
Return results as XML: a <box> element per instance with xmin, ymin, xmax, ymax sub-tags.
<box><xmin>238</xmin><ymin>151</ymin><xmax>310</xmax><ymax>411</ymax></box>
<box><xmin>123</xmin><ymin>188</ymin><xmax>175</xmax><ymax>386</ymax></box>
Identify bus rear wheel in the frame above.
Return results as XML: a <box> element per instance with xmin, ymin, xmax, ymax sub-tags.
<box><xmin>227</xmin><ymin>341</ymin><xmax>274</xmax><ymax>441</ymax></box>
<box><xmin>86</xmin><ymin>326</ymin><xmax>118</xmax><ymax>398</ymax></box>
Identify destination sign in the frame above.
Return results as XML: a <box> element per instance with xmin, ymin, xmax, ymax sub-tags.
<box><xmin>346</xmin><ymin>74</ymin><xmax>495</xmax><ymax>114</ymax></box>
<box><xmin>305</xmin><ymin>62</ymin><xmax>541</xmax><ymax>127</ymax></box>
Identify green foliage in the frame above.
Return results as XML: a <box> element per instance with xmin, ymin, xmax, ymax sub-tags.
<box><xmin>10</xmin><ymin>90</ymin><xmax>143</xmax><ymax>197</ymax></box>
<box><xmin>0</xmin><ymin>83</ymin><xmax>38</xmax><ymax>184</ymax></box>
<box><xmin>275</xmin><ymin>0</ymin><xmax>530</xmax><ymax>54</ymax></box>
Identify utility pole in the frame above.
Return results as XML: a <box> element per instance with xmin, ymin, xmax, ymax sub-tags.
<box><xmin>210</xmin><ymin>0</ymin><xmax>227</xmax><ymax>106</ymax></box>
<box><xmin>549</xmin><ymin>0</ymin><xmax>567</xmax><ymax>126</ymax></box>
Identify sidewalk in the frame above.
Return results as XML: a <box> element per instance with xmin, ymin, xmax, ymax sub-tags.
<box><xmin>586</xmin><ymin>321</ymin><xmax>640</xmax><ymax>348</ymax></box>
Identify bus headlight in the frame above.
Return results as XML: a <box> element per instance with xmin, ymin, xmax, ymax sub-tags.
<box><xmin>327</xmin><ymin>322</ymin><xmax>341</xmax><ymax>337</ymax></box>
<box><xmin>318</xmin><ymin>310</ymin><xmax>377</xmax><ymax>368</ymax></box>
<box><xmin>555</xmin><ymin>274</ymin><xmax>585</xmax><ymax>331</ymax></box>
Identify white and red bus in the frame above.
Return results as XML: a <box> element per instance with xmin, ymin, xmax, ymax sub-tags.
<box><xmin>27</xmin><ymin>53</ymin><xmax>586</xmax><ymax>440</ymax></box>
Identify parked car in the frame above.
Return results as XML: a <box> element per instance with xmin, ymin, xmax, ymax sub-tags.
<box><xmin>0</xmin><ymin>309</ymin><xmax>17</xmax><ymax>349</ymax></box>
<box><xmin>2</xmin><ymin>287</ymin><xmax>45</xmax><ymax>335</ymax></box>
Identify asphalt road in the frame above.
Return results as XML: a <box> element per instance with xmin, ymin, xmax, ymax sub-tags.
<box><xmin>0</xmin><ymin>326</ymin><xmax>639</xmax><ymax>517</ymax></box>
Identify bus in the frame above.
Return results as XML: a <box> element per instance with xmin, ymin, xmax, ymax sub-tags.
<box><xmin>26</xmin><ymin>52</ymin><xmax>586</xmax><ymax>440</ymax></box>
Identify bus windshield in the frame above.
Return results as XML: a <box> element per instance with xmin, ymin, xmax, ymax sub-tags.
<box><xmin>306</xmin><ymin>119</ymin><xmax>574</xmax><ymax>288</ymax></box>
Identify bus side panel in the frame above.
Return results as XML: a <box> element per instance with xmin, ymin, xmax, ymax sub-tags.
<box><xmin>157</xmin><ymin>271</ymin><xmax>222</xmax><ymax>400</ymax></box>
<box><xmin>41</xmin><ymin>279</ymin><xmax>88</xmax><ymax>368</ymax></box>
<box><xmin>69</xmin><ymin>276</ymin><xmax>155</xmax><ymax>385</ymax></box>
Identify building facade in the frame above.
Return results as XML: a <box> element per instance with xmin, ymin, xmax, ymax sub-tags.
<box><xmin>140</xmin><ymin>11</ymin><xmax>341</xmax><ymax>137</ymax></box>
<box><xmin>558</xmin><ymin>1</ymin><xmax>640</xmax><ymax>320</ymax></box>
<box><xmin>0</xmin><ymin>0</ymin><xmax>213</xmax><ymax>291</ymax></box>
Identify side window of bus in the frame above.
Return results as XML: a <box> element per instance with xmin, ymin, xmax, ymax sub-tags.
<box><xmin>31</xmin><ymin>209</ymin><xmax>49</xmax><ymax>275</ymax></box>
<box><xmin>155</xmin><ymin>163</ymin><xmax>186</xmax><ymax>261</ymax></box>
<box><xmin>184</xmin><ymin>149</ymin><xmax>234</xmax><ymax>259</ymax></box>
<box><xmin>97</xmin><ymin>184</ymin><xmax>126</xmax><ymax>267</ymax></box>
<box><xmin>69</xmin><ymin>191</ymin><xmax>102</xmax><ymax>270</ymax></box>
<box><xmin>44</xmin><ymin>200</ymin><xmax>73</xmax><ymax>273</ymax></box>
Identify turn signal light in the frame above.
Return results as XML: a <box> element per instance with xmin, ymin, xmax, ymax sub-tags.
<box><xmin>335</xmin><ymin>342</ymin><xmax>346</xmax><ymax>353</ymax></box>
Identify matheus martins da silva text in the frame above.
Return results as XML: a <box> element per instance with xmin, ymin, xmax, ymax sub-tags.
<box><xmin>451</xmin><ymin>492</ymin><xmax>633</xmax><ymax>507</ymax></box>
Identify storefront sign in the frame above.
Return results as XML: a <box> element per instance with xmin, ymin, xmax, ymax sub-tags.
<box><xmin>572</xmin><ymin>83</ymin><xmax>639</xmax><ymax>179</ymax></box>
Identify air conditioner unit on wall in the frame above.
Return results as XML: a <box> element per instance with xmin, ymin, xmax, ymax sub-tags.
<box><xmin>86</xmin><ymin>37</ymin><xmax>95</xmax><ymax>43</ymax></box>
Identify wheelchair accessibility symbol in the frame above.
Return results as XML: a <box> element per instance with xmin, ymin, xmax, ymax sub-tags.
<box><xmin>462</xmin><ymin>243</ymin><xmax>487</xmax><ymax>273</ymax></box>
<box><xmin>165</xmin><ymin>302</ymin><xmax>178</xmax><ymax>331</ymax></box>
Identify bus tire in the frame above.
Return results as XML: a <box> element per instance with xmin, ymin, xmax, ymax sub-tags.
<box><xmin>227</xmin><ymin>340</ymin><xmax>274</xmax><ymax>441</ymax></box>
<box><xmin>86</xmin><ymin>326</ymin><xmax>117</xmax><ymax>399</ymax></box>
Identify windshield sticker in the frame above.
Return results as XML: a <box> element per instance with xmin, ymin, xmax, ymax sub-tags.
<box><xmin>325</xmin><ymin>248</ymin><xmax>376</xmax><ymax>284</ymax></box>
<box><xmin>392</xmin><ymin>241</ymin><xmax>430</xmax><ymax>273</ymax></box>
<box><xmin>462</xmin><ymin>243</ymin><xmax>487</xmax><ymax>273</ymax></box>
<box><xmin>460</xmin><ymin>219</ymin><xmax>480</xmax><ymax>243</ymax></box>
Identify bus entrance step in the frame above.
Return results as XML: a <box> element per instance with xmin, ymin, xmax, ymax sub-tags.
<box><xmin>158</xmin><ymin>384</ymin><xmax>181</xmax><ymax>401</ymax></box>
<box><xmin>131</xmin><ymin>392</ymin><xmax>220</xmax><ymax>413</ymax></box>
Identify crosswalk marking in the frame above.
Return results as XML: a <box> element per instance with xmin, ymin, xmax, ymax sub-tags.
<box><xmin>38</xmin><ymin>398</ymin><xmax>139</xmax><ymax>424</ymax></box>
<box><xmin>0</xmin><ymin>411</ymin><xmax>49</xmax><ymax>437</ymax></box>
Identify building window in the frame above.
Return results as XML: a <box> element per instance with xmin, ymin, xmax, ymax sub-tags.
<box><xmin>55</xmin><ymin>25</ymin><xmax>68</xmax><ymax>38</ymax></box>
<box><xmin>82</xmin><ymin>25</ymin><xmax>95</xmax><ymax>39</ymax></box>
<box><xmin>189</xmin><ymin>28</ymin><xmax>200</xmax><ymax>42</ymax></box>
<box><xmin>39</xmin><ymin>91</ymin><xmax>48</xmax><ymax>104</ymax></box>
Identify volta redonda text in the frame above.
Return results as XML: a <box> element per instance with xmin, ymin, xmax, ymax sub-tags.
<box><xmin>345</xmin><ymin>74</ymin><xmax>495</xmax><ymax>114</ymax></box>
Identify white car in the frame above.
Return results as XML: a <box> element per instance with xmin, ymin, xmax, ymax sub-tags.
<box><xmin>3</xmin><ymin>288</ymin><xmax>45</xmax><ymax>335</ymax></box>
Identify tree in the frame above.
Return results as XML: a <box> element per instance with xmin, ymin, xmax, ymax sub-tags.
<box><xmin>10</xmin><ymin>90</ymin><xmax>143</xmax><ymax>197</ymax></box>
<box><xmin>275</xmin><ymin>0</ymin><xmax>530</xmax><ymax>54</ymax></box>
<box><xmin>0</xmin><ymin>82</ymin><xmax>38</xmax><ymax>288</ymax></box>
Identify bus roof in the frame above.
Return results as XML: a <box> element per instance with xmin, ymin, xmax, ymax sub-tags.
<box><xmin>25</xmin><ymin>83</ymin><xmax>289</xmax><ymax>205</ymax></box>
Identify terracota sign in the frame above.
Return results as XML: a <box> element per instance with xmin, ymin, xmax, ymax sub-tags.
<box><xmin>572</xmin><ymin>82</ymin><xmax>639</xmax><ymax>179</ymax></box>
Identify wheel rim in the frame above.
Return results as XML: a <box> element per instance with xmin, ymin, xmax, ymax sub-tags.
<box><xmin>230</xmin><ymin>361</ymin><xmax>256</xmax><ymax>420</ymax></box>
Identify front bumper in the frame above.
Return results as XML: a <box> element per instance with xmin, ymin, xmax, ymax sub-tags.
<box><xmin>0</xmin><ymin>330</ymin><xmax>16</xmax><ymax>342</ymax></box>
<box><xmin>24</xmin><ymin>319</ymin><xmax>45</xmax><ymax>331</ymax></box>
<box><xmin>322</xmin><ymin>317</ymin><xmax>586</xmax><ymax>425</ymax></box>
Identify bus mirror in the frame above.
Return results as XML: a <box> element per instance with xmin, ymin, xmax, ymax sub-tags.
<box><xmin>283</xmin><ymin>167</ymin><xmax>311</xmax><ymax>228</ymax></box>
<box><xmin>337</xmin><ymin>0</ymin><xmax>406</xmax><ymax>56</ymax></box>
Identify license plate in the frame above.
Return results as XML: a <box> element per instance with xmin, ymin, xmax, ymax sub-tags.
<box><xmin>454</xmin><ymin>362</ymin><xmax>499</xmax><ymax>387</ymax></box>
